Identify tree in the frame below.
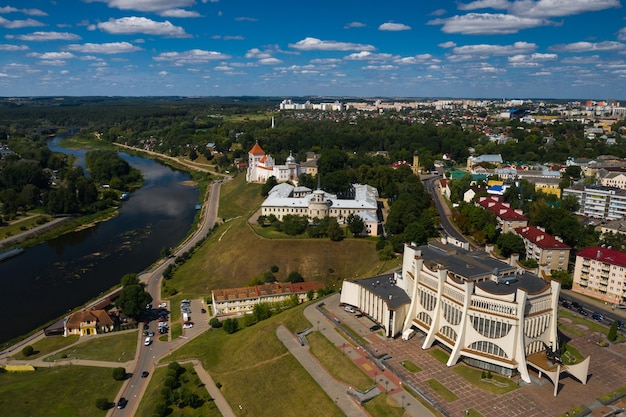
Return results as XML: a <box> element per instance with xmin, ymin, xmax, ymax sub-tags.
<box><xmin>121</xmin><ymin>273</ymin><xmax>140</xmax><ymax>287</ymax></box>
<box><xmin>607</xmin><ymin>320</ymin><xmax>618</xmax><ymax>342</ymax></box>
<box><xmin>95</xmin><ymin>398</ymin><xmax>110</xmax><ymax>410</ymax></box>
<box><xmin>116</xmin><ymin>283</ymin><xmax>152</xmax><ymax>319</ymax></box>
<box><xmin>327</xmin><ymin>218</ymin><xmax>344</xmax><ymax>241</ymax></box>
<box><xmin>112</xmin><ymin>367</ymin><xmax>127</xmax><ymax>381</ymax></box>
<box><xmin>285</xmin><ymin>271</ymin><xmax>304</xmax><ymax>283</ymax></box>
<box><xmin>550</xmin><ymin>269</ymin><xmax>573</xmax><ymax>289</ymax></box>
<box><xmin>261</xmin><ymin>176</ymin><xmax>278</xmax><ymax>196</ymax></box>
<box><xmin>347</xmin><ymin>213</ymin><xmax>365</xmax><ymax>236</ymax></box>
<box><xmin>209</xmin><ymin>317</ymin><xmax>222</xmax><ymax>328</ymax></box>
<box><xmin>223</xmin><ymin>318</ymin><xmax>239</xmax><ymax>334</ymax></box>
<box><xmin>21</xmin><ymin>345</ymin><xmax>34</xmax><ymax>357</ymax></box>
<box><xmin>188</xmin><ymin>149</ymin><xmax>198</xmax><ymax>161</ymax></box>
<box><xmin>497</xmin><ymin>232</ymin><xmax>525</xmax><ymax>258</ymax></box>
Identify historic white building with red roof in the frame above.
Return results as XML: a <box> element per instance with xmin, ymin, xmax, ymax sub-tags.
<box><xmin>246</xmin><ymin>142</ymin><xmax>304</xmax><ymax>184</ymax></box>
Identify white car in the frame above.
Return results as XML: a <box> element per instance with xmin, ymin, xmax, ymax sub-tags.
<box><xmin>158</xmin><ymin>302</ymin><xmax>167</xmax><ymax>308</ymax></box>
<box><xmin>183</xmin><ymin>322</ymin><xmax>194</xmax><ymax>329</ymax></box>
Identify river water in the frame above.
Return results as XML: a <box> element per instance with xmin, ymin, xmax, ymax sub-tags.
<box><xmin>0</xmin><ymin>138</ymin><xmax>199</xmax><ymax>344</ymax></box>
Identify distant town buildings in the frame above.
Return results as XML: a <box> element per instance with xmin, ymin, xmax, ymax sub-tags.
<box><xmin>475</xmin><ymin>196</ymin><xmax>529</xmax><ymax>233</ymax></box>
<box><xmin>562</xmin><ymin>185</ymin><xmax>626</xmax><ymax>220</ymax></box>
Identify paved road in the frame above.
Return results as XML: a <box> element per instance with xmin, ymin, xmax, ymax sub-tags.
<box><xmin>422</xmin><ymin>175</ymin><xmax>471</xmax><ymax>247</ymax></box>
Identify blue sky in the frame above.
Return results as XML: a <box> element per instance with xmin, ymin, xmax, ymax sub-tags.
<box><xmin>1</xmin><ymin>0</ymin><xmax>625</xmax><ymax>99</ymax></box>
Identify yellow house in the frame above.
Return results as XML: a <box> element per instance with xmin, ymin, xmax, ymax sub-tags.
<box><xmin>64</xmin><ymin>309</ymin><xmax>115</xmax><ymax>337</ymax></box>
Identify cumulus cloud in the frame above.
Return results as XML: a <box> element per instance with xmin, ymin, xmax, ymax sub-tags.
<box><xmin>0</xmin><ymin>6</ymin><xmax>47</xmax><ymax>16</ymax></box>
<box><xmin>0</xmin><ymin>44</ymin><xmax>29</xmax><ymax>51</ymax></box>
<box><xmin>378</xmin><ymin>22</ymin><xmax>411</xmax><ymax>31</ymax></box>
<box><xmin>245</xmin><ymin>48</ymin><xmax>272</xmax><ymax>59</ymax></box>
<box><xmin>310</xmin><ymin>58</ymin><xmax>342</xmax><ymax>65</ymax></box>
<box><xmin>289</xmin><ymin>37</ymin><xmax>375</xmax><ymax>51</ymax></box>
<box><xmin>344</xmin><ymin>21</ymin><xmax>366</xmax><ymax>29</ymax></box>
<box><xmin>430</xmin><ymin>9</ymin><xmax>447</xmax><ymax>16</ymax></box>
<box><xmin>159</xmin><ymin>9</ymin><xmax>201</xmax><ymax>18</ymax></box>
<box><xmin>0</xmin><ymin>16</ymin><xmax>45</xmax><ymax>29</ymax></box>
<box><xmin>429</xmin><ymin>13</ymin><xmax>549</xmax><ymax>35</ymax></box>
<box><xmin>551</xmin><ymin>41</ymin><xmax>625</xmax><ymax>53</ymax></box>
<box><xmin>439</xmin><ymin>41</ymin><xmax>457</xmax><ymax>48</ymax></box>
<box><xmin>153</xmin><ymin>49</ymin><xmax>231</xmax><ymax>64</ymax></box>
<box><xmin>453</xmin><ymin>41</ymin><xmax>536</xmax><ymax>56</ymax></box>
<box><xmin>619</xmin><ymin>27</ymin><xmax>626</xmax><ymax>41</ymax></box>
<box><xmin>458</xmin><ymin>0</ymin><xmax>620</xmax><ymax>18</ymax></box>
<box><xmin>258</xmin><ymin>57</ymin><xmax>282</xmax><ymax>65</ymax></box>
<box><xmin>344</xmin><ymin>51</ymin><xmax>395</xmax><ymax>61</ymax></box>
<box><xmin>28</xmin><ymin>51</ymin><xmax>76</xmax><ymax>60</ymax></box>
<box><xmin>8</xmin><ymin>31</ymin><xmax>81</xmax><ymax>41</ymax></box>
<box><xmin>92</xmin><ymin>17</ymin><xmax>189</xmax><ymax>38</ymax></box>
<box><xmin>394</xmin><ymin>54</ymin><xmax>435</xmax><ymax>64</ymax></box>
<box><xmin>67</xmin><ymin>42</ymin><xmax>142</xmax><ymax>54</ymax></box>
<box><xmin>86</xmin><ymin>0</ymin><xmax>196</xmax><ymax>12</ymax></box>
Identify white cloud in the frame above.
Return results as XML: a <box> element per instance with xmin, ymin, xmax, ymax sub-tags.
<box><xmin>223</xmin><ymin>35</ymin><xmax>244</xmax><ymax>40</ymax></box>
<box><xmin>560</xmin><ymin>55</ymin><xmax>601</xmax><ymax>64</ymax></box>
<box><xmin>510</xmin><ymin>0</ymin><xmax>620</xmax><ymax>18</ymax></box>
<box><xmin>430</xmin><ymin>9</ymin><xmax>447</xmax><ymax>16</ymax></box>
<box><xmin>310</xmin><ymin>58</ymin><xmax>342</xmax><ymax>64</ymax></box>
<box><xmin>378</xmin><ymin>22</ymin><xmax>411</xmax><ymax>31</ymax></box>
<box><xmin>153</xmin><ymin>49</ymin><xmax>231</xmax><ymax>64</ymax></box>
<box><xmin>28</xmin><ymin>51</ymin><xmax>76</xmax><ymax>60</ymax></box>
<box><xmin>159</xmin><ymin>9</ymin><xmax>201</xmax><ymax>18</ymax></box>
<box><xmin>258</xmin><ymin>57</ymin><xmax>282</xmax><ymax>65</ymax></box>
<box><xmin>0</xmin><ymin>16</ymin><xmax>45</xmax><ymax>29</ymax></box>
<box><xmin>453</xmin><ymin>41</ymin><xmax>536</xmax><ymax>56</ymax></box>
<box><xmin>92</xmin><ymin>17</ymin><xmax>189</xmax><ymax>38</ymax></box>
<box><xmin>9</xmin><ymin>31</ymin><xmax>81</xmax><ymax>41</ymax></box>
<box><xmin>289</xmin><ymin>37</ymin><xmax>375</xmax><ymax>51</ymax></box>
<box><xmin>439</xmin><ymin>41</ymin><xmax>457</xmax><ymax>48</ymax></box>
<box><xmin>39</xmin><ymin>60</ymin><xmax>67</xmax><ymax>66</ymax></box>
<box><xmin>551</xmin><ymin>41</ymin><xmax>625</xmax><ymax>53</ymax></box>
<box><xmin>234</xmin><ymin>17</ymin><xmax>258</xmax><ymax>22</ymax></box>
<box><xmin>362</xmin><ymin>65</ymin><xmax>396</xmax><ymax>70</ymax></box>
<box><xmin>0</xmin><ymin>6</ymin><xmax>47</xmax><ymax>16</ymax></box>
<box><xmin>458</xmin><ymin>0</ymin><xmax>510</xmax><ymax>10</ymax></box>
<box><xmin>530</xmin><ymin>71</ymin><xmax>552</xmax><ymax>76</ymax></box>
<box><xmin>86</xmin><ymin>0</ymin><xmax>195</xmax><ymax>12</ymax></box>
<box><xmin>344</xmin><ymin>22</ymin><xmax>366</xmax><ymax>29</ymax></box>
<box><xmin>429</xmin><ymin>13</ymin><xmax>549</xmax><ymax>35</ymax></box>
<box><xmin>245</xmin><ymin>48</ymin><xmax>272</xmax><ymax>59</ymax></box>
<box><xmin>508</xmin><ymin>53</ymin><xmax>557</xmax><ymax>64</ymax></box>
<box><xmin>67</xmin><ymin>42</ymin><xmax>142</xmax><ymax>54</ymax></box>
<box><xmin>619</xmin><ymin>27</ymin><xmax>626</xmax><ymax>41</ymax></box>
<box><xmin>159</xmin><ymin>71</ymin><xmax>168</xmax><ymax>76</ymax></box>
<box><xmin>394</xmin><ymin>54</ymin><xmax>435</xmax><ymax>64</ymax></box>
<box><xmin>344</xmin><ymin>51</ymin><xmax>395</xmax><ymax>61</ymax></box>
<box><xmin>0</xmin><ymin>44</ymin><xmax>28</xmax><ymax>51</ymax></box>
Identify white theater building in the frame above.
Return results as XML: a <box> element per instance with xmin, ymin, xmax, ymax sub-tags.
<box><xmin>340</xmin><ymin>239</ymin><xmax>589</xmax><ymax>386</ymax></box>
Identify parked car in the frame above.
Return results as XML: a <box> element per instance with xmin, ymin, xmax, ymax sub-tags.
<box><xmin>592</xmin><ymin>312</ymin><xmax>604</xmax><ymax>321</ymax></box>
<box><xmin>144</xmin><ymin>336</ymin><xmax>152</xmax><ymax>346</ymax></box>
<box><xmin>158</xmin><ymin>302</ymin><xmax>167</xmax><ymax>308</ymax></box>
<box><xmin>183</xmin><ymin>322</ymin><xmax>194</xmax><ymax>329</ymax></box>
<box><xmin>141</xmin><ymin>371</ymin><xmax>149</xmax><ymax>378</ymax></box>
<box><xmin>370</xmin><ymin>324</ymin><xmax>382</xmax><ymax>331</ymax></box>
<box><xmin>333</xmin><ymin>317</ymin><xmax>341</xmax><ymax>324</ymax></box>
<box><xmin>616</xmin><ymin>320</ymin><xmax>624</xmax><ymax>330</ymax></box>
<box><xmin>572</xmin><ymin>302</ymin><xmax>581</xmax><ymax>309</ymax></box>
<box><xmin>344</xmin><ymin>306</ymin><xmax>355</xmax><ymax>313</ymax></box>
<box><xmin>117</xmin><ymin>397</ymin><xmax>128</xmax><ymax>409</ymax></box>
<box><xmin>147</xmin><ymin>331</ymin><xmax>155</xmax><ymax>337</ymax></box>
<box><xmin>201</xmin><ymin>308</ymin><xmax>207</xmax><ymax>314</ymax></box>
<box><xmin>578</xmin><ymin>308</ymin><xmax>589</xmax><ymax>316</ymax></box>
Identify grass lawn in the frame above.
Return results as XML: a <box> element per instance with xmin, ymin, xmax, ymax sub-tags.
<box><xmin>452</xmin><ymin>365</ymin><xmax>518</xmax><ymax>395</ymax></box>
<box><xmin>135</xmin><ymin>363</ymin><xmax>221</xmax><ymax>417</ymax></box>
<box><xmin>559</xmin><ymin>309</ymin><xmax>625</xmax><ymax>342</ymax></box>
<box><xmin>429</xmin><ymin>348</ymin><xmax>450</xmax><ymax>365</ymax></box>
<box><xmin>0</xmin><ymin>366</ymin><xmax>123</xmax><ymax>417</ymax></box>
<box><xmin>363</xmin><ymin>394</ymin><xmax>405</xmax><ymax>417</ymax></box>
<box><xmin>10</xmin><ymin>335</ymin><xmax>79</xmax><ymax>360</ymax></box>
<box><xmin>307</xmin><ymin>331</ymin><xmax>373</xmax><ymax>390</ymax></box>
<box><xmin>165</xmin><ymin>305</ymin><xmax>343</xmax><ymax>417</ymax></box>
<box><xmin>43</xmin><ymin>331</ymin><xmax>138</xmax><ymax>363</ymax></box>
<box><xmin>425</xmin><ymin>379</ymin><xmax>459</xmax><ymax>402</ymax></box>
<box><xmin>399</xmin><ymin>360</ymin><xmax>422</xmax><ymax>373</ymax></box>
<box><xmin>0</xmin><ymin>213</ymin><xmax>53</xmax><ymax>241</ymax></box>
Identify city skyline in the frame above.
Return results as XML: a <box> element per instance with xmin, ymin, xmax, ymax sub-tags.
<box><xmin>0</xmin><ymin>0</ymin><xmax>625</xmax><ymax>99</ymax></box>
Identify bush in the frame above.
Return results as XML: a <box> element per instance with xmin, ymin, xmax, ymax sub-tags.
<box><xmin>95</xmin><ymin>398</ymin><xmax>110</xmax><ymax>410</ymax></box>
<box><xmin>112</xmin><ymin>367</ymin><xmax>127</xmax><ymax>381</ymax></box>
<box><xmin>608</xmin><ymin>321</ymin><xmax>618</xmax><ymax>342</ymax></box>
<box><xmin>209</xmin><ymin>317</ymin><xmax>222</xmax><ymax>328</ymax></box>
<box><xmin>22</xmin><ymin>345</ymin><xmax>34</xmax><ymax>357</ymax></box>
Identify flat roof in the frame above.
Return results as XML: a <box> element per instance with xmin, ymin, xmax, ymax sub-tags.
<box><xmin>351</xmin><ymin>274</ymin><xmax>411</xmax><ymax>310</ymax></box>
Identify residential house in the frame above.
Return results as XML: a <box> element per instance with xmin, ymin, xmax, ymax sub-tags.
<box><xmin>573</xmin><ymin>247</ymin><xmax>626</xmax><ymax>305</ymax></box>
<box><xmin>476</xmin><ymin>196</ymin><xmax>529</xmax><ymax>233</ymax></box>
<box><xmin>64</xmin><ymin>309</ymin><xmax>115</xmax><ymax>337</ymax></box>
<box><xmin>513</xmin><ymin>226</ymin><xmax>570</xmax><ymax>270</ymax></box>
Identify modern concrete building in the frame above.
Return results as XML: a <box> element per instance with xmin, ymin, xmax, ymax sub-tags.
<box><xmin>340</xmin><ymin>239</ymin><xmax>587</xmax><ymax>386</ymax></box>
<box><xmin>562</xmin><ymin>185</ymin><xmax>626</xmax><ymax>220</ymax></box>
<box><xmin>573</xmin><ymin>246</ymin><xmax>626</xmax><ymax>305</ymax></box>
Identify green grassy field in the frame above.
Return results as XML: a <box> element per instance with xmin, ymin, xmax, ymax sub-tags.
<box><xmin>165</xmin><ymin>174</ymin><xmax>394</xmax><ymax>299</ymax></box>
<box><xmin>0</xmin><ymin>213</ymin><xmax>53</xmax><ymax>241</ymax></box>
<box><xmin>0</xmin><ymin>366</ymin><xmax>123</xmax><ymax>417</ymax></box>
<box><xmin>164</xmin><ymin>305</ymin><xmax>344</xmax><ymax>417</ymax></box>
<box><xmin>44</xmin><ymin>331</ymin><xmax>138</xmax><ymax>363</ymax></box>
<box><xmin>135</xmin><ymin>363</ymin><xmax>221</xmax><ymax>417</ymax></box>
<box><xmin>10</xmin><ymin>335</ymin><xmax>79</xmax><ymax>360</ymax></box>
<box><xmin>307</xmin><ymin>331</ymin><xmax>373</xmax><ymax>390</ymax></box>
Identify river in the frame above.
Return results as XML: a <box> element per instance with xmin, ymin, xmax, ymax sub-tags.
<box><xmin>0</xmin><ymin>138</ymin><xmax>199</xmax><ymax>344</ymax></box>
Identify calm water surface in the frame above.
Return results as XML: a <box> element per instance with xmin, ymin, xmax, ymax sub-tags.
<box><xmin>0</xmin><ymin>140</ymin><xmax>199</xmax><ymax>344</ymax></box>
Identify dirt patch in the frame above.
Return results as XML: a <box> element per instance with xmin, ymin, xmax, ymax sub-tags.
<box><xmin>181</xmin><ymin>180</ymin><xmax>198</xmax><ymax>187</ymax></box>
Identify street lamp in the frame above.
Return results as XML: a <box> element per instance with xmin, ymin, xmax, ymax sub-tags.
<box><xmin>385</xmin><ymin>380</ymin><xmax>389</xmax><ymax>394</ymax></box>
<box><xmin>317</xmin><ymin>320</ymin><xmax>320</xmax><ymax>332</ymax></box>
<box><xmin>402</xmin><ymin>394</ymin><xmax>405</xmax><ymax>409</ymax></box>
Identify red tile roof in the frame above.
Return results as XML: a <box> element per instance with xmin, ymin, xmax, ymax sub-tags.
<box><xmin>514</xmin><ymin>226</ymin><xmax>570</xmax><ymax>249</ymax></box>
<box><xmin>212</xmin><ymin>282</ymin><xmax>324</xmax><ymax>302</ymax></box>
<box><xmin>249</xmin><ymin>142</ymin><xmax>265</xmax><ymax>155</ymax></box>
<box><xmin>577</xmin><ymin>247</ymin><xmax>626</xmax><ymax>268</ymax></box>
<box><xmin>476</xmin><ymin>198</ymin><xmax>528</xmax><ymax>221</ymax></box>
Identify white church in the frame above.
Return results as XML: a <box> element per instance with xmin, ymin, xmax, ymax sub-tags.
<box><xmin>246</xmin><ymin>142</ymin><xmax>317</xmax><ymax>184</ymax></box>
